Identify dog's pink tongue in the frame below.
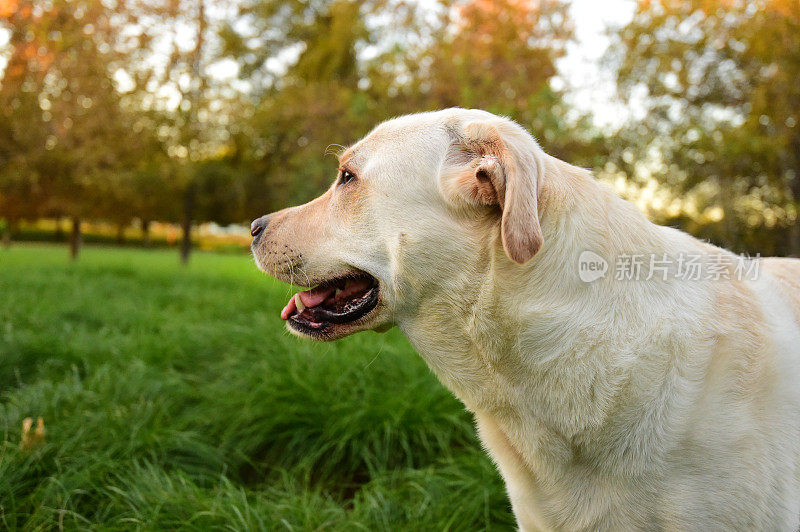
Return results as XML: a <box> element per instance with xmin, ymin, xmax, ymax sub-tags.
<box><xmin>299</xmin><ymin>285</ymin><xmax>334</xmax><ymax>307</ymax></box>
<box><xmin>280</xmin><ymin>285</ymin><xmax>335</xmax><ymax>320</ymax></box>
<box><xmin>280</xmin><ymin>296</ymin><xmax>296</xmax><ymax>320</ymax></box>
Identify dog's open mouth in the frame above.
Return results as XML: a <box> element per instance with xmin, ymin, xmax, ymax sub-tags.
<box><xmin>280</xmin><ymin>273</ymin><xmax>379</xmax><ymax>336</ymax></box>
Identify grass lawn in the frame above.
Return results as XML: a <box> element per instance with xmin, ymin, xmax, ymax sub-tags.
<box><xmin>0</xmin><ymin>245</ymin><xmax>513</xmax><ymax>530</ymax></box>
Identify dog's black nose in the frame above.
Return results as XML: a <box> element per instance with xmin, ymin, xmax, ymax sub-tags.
<box><xmin>250</xmin><ymin>215</ymin><xmax>269</xmax><ymax>237</ymax></box>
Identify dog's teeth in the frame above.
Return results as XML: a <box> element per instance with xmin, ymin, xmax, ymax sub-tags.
<box><xmin>294</xmin><ymin>293</ymin><xmax>305</xmax><ymax>312</ymax></box>
<box><xmin>335</xmin><ymin>288</ymin><xmax>343</xmax><ymax>298</ymax></box>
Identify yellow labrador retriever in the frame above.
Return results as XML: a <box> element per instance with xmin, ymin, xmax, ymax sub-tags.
<box><xmin>250</xmin><ymin>108</ymin><xmax>800</xmax><ymax>531</ymax></box>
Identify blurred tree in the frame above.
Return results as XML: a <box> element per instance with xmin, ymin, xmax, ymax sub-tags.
<box><xmin>102</xmin><ymin>125</ymin><xmax>173</xmax><ymax>245</ymax></box>
<box><xmin>417</xmin><ymin>0</ymin><xmax>570</xmax><ymax>109</ymax></box>
<box><xmin>137</xmin><ymin>0</ymin><xmax>242</xmax><ymax>263</ymax></box>
<box><xmin>0</xmin><ymin>0</ymin><xmax>607</xmax><ymax>253</ymax></box>
<box><xmin>614</xmin><ymin>0</ymin><xmax>800</xmax><ymax>256</ymax></box>
<box><xmin>224</xmin><ymin>0</ymin><xmax>600</xmax><ymax>213</ymax></box>
<box><xmin>0</xmin><ymin>0</ymin><xmax>167</xmax><ymax>257</ymax></box>
<box><xmin>194</xmin><ymin>157</ymin><xmax>247</xmax><ymax>225</ymax></box>
<box><xmin>219</xmin><ymin>0</ymin><xmax>424</xmax><ymax>89</ymax></box>
<box><xmin>0</xmin><ymin>0</ymin><xmax>54</xmax><ymax>244</ymax></box>
<box><xmin>221</xmin><ymin>0</ymin><xmax>432</xmax><ymax>211</ymax></box>
<box><xmin>409</xmin><ymin>0</ymin><xmax>607</xmax><ymax>166</ymax></box>
<box><xmin>129</xmin><ymin>154</ymin><xmax>178</xmax><ymax>247</ymax></box>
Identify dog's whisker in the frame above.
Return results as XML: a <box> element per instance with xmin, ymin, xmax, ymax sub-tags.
<box><xmin>363</xmin><ymin>339</ymin><xmax>386</xmax><ymax>369</ymax></box>
<box><xmin>324</xmin><ymin>143</ymin><xmax>346</xmax><ymax>158</ymax></box>
<box><xmin>298</xmin><ymin>265</ymin><xmax>311</xmax><ymax>287</ymax></box>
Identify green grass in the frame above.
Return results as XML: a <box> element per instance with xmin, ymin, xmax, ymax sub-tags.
<box><xmin>0</xmin><ymin>245</ymin><xmax>513</xmax><ymax>530</ymax></box>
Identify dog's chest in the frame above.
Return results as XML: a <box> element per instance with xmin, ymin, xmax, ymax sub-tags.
<box><xmin>476</xmin><ymin>410</ymin><xmax>663</xmax><ymax>531</ymax></box>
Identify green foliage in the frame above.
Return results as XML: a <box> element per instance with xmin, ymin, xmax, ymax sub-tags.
<box><xmin>0</xmin><ymin>0</ymin><xmax>165</xmax><ymax>227</ymax></box>
<box><xmin>0</xmin><ymin>245</ymin><xmax>514</xmax><ymax>529</ymax></box>
<box><xmin>1</xmin><ymin>0</ymin><xmax>598</xmax><ymax>239</ymax></box>
<box><xmin>226</xmin><ymin>0</ymin><xmax>595</xmax><ymax>211</ymax></box>
<box><xmin>8</xmin><ymin>0</ymin><xmax>795</xmax><ymax>260</ymax></box>
<box><xmin>612</xmin><ymin>0</ymin><xmax>800</xmax><ymax>255</ymax></box>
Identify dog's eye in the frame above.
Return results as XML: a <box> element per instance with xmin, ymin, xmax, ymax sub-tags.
<box><xmin>338</xmin><ymin>169</ymin><xmax>357</xmax><ymax>187</ymax></box>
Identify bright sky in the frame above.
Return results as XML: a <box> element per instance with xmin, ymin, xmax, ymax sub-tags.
<box><xmin>558</xmin><ymin>0</ymin><xmax>637</xmax><ymax>128</ymax></box>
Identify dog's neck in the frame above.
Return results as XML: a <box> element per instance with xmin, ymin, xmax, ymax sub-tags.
<box><xmin>399</xmin><ymin>156</ymin><xmax>711</xmax><ymax>467</ymax></box>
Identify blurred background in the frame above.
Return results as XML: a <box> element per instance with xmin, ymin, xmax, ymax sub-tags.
<box><xmin>2</xmin><ymin>0</ymin><xmax>798</xmax><ymax>259</ymax></box>
<box><xmin>1</xmin><ymin>0</ymin><xmax>799</xmax><ymax>529</ymax></box>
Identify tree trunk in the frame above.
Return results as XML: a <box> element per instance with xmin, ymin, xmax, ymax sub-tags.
<box><xmin>178</xmin><ymin>0</ymin><xmax>204</xmax><ymax>266</ymax></box>
<box><xmin>1</xmin><ymin>218</ymin><xmax>17</xmax><ymax>248</ymax></box>
<box><xmin>142</xmin><ymin>219</ymin><xmax>151</xmax><ymax>248</ymax></box>
<box><xmin>116</xmin><ymin>223</ymin><xmax>125</xmax><ymax>245</ymax></box>
<box><xmin>180</xmin><ymin>186</ymin><xmax>195</xmax><ymax>265</ymax></box>
<box><xmin>719</xmin><ymin>180</ymin><xmax>740</xmax><ymax>252</ymax></box>
<box><xmin>788</xmin><ymin>136</ymin><xmax>800</xmax><ymax>257</ymax></box>
<box><xmin>789</xmin><ymin>222</ymin><xmax>800</xmax><ymax>258</ymax></box>
<box><xmin>70</xmin><ymin>217</ymin><xmax>82</xmax><ymax>260</ymax></box>
<box><xmin>1</xmin><ymin>221</ymin><xmax>10</xmax><ymax>248</ymax></box>
<box><xmin>54</xmin><ymin>217</ymin><xmax>65</xmax><ymax>242</ymax></box>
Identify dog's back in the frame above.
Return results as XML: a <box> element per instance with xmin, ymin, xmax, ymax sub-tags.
<box><xmin>764</xmin><ymin>257</ymin><xmax>800</xmax><ymax>327</ymax></box>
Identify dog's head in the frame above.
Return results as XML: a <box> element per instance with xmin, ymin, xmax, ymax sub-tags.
<box><xmin>251</xmin><ymin>108</ymin><xmax>547</xmax><ymax>340</ymax></box>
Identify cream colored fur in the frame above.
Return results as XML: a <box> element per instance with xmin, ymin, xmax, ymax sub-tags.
<box><xmin>252</xmin><ymin>109</ymin><xmax>800</xmax><ymax>531</ymax></box>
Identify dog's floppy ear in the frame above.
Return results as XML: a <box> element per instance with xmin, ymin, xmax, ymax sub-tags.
<box><xmin>442</xmin><ymin>118</ymin><xmax>544</xmax><ymax>264</ymax></box>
